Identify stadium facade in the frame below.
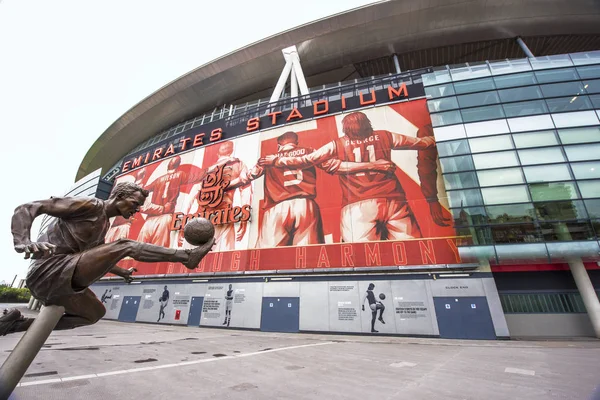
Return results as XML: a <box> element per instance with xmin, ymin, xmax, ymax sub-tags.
<box><xmin>65</xmin><ymin>0</ymin><xmax>600</xmax><ymax>338</ymax></box>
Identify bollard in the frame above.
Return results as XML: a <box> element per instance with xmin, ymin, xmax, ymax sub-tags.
<box><xmin>26</xmin><ymin>297</ymin><xmax>35</xmax><ymax>310</ymax></box>
<box><xmin>0</xmin><ymin>305</ymin><xmax>64</xmax><ymax>399</ymax></box>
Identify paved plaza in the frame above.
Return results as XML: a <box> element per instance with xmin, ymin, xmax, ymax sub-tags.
<box><xmin>1</xmin><ymin>305</ymin><xmax>599</xmax><ymax>400</ymax></box>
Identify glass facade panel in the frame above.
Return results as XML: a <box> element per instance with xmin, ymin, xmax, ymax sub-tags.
<box><xmin>472</xmin><ymin>151</ymin><xmax>519</xmax><ymax>169</ymax></box>
<box><xmin>493</xmin><ymin>71</ymin><xmax>537</xmax><ymax>88</ymax></box>
<box><xmin>422</xmin><ymin>68</ymin><xmax>452</xmax><ymax>86</ymax></box>
<box><xmin>576</xmin><ymin>65</ymin><xmax>600</xmax><ymax>79</ymax></box>
<box><xmin>503</xmin><ymin>100</ymin><xmax>549</xmax><ymax>118</ymax></box>
<box><xmin>444</xmin><ymin>171</ymin><xmax>478</xmax><ymax>190</ymax></box>
<box><xmin>490</xmin><ymin>224</ymin><xmax>542</xmax><ymax>244</ymax></box>
<box><xmin>529</xmin><ymin>182</ymin><xmax>578</xmax><ymax>202</ymax></box>
<box><xmin>535</xmin><ymin>200</ymin><xmax>588</xmax><ymax>221</ymax></box>
<box><xmin>540</xmin><ymin>82</ymin><xmax>586</xmax><ymax>97</ymax></box>
<box><xmin>457</xmin><ymin>91</ymin><xmax>500</xmax><ymax>108</ymax></box>
<box><xmin>546</xmin><ymin>95</ymin><xmax>592</xmax><ymax>113</ymax></box>
<box><xmin>507</xmin><ymin>114</ymin><xmax>554</xmax><ymax>132</ymax></box>
<box><xmin>430</xmin><ymin>110</ymin><xmax>463</xmax><ymax>127</ymax></box>
<box><xmin>427</xmin><ymin>96</ymin><xmax>459</xmax><ymax>112</ymax></box>
<box><xmin>512</xmin><ymin>130</ymin><xmax>558</xmax><ymax>148</ymax></box>
<box><xmin>481</xmin><ymin>186</ymin><xmax>529</xmax><ymax>205</ymax></box>
<box><xmin>436</xmin><ymin>139</ymin><xmax>470</xmax><ymax>157</ymax></box>
<box><xmin>452</xmin><ymin>206</ymin><xmax>488</xmax><ymax>226</ymax></box>
<box><xmin>518</xmin><ymin>147</ymin><xmax>565</xmax><ymax>165</ymax></box>
<box><xmin>434</xmin><ymin>124</ymin><xmax>467</xmax><ymax>141</ymax></box>
<box><xmin>578</xmin><ymin>180</ymin><xmax>600</xmax><ymax>198</ymax></box>
<box><xmin>498</xmin><ymin>86</ymin><xmax>543</xmax><ymax>102</ymax></box>
<box><xmin>571</xmin><ymin>162</ymin><xmax>600</xmax><ymax>179</ymax></box>
<box><xmin>489</xmin><ymin>59</ymin><xmax>532</xmax><ymax>75</ymax></box>
<box><xmin>486</xmin><ymin>203</ymin><xmax>535</xmax><ymax>223</ymax></box>
<box><xmin>440</xmin><ymin>155</ymin><xmax>475</xmax><ymax>172</ymax></box>
<box><xmin>584</xmin><ymin>199</ymin><xmax>600</xmax><ymax>218</ymax></box>
<box><xmin>453</xmin><ymin>77</ymin><xmax>495</xmax><ymax>94</ymax></box>
<box><xmin>468</xmin><ymin>135</ymin><xmax>513</xmax><ymax>153</ymax></box>
<box><xmin>557</xmin><ymin>126</ymin><xmax>600</xmax><ymax>144</ymax></box>
<box><xmin>461</xmin><ymin>105</ymin><xmax>505</xmax><ymax>123</ymax></box>
<box><xmin>564</xmin><ymin>144</ymin><xmax>600</xmax><ymax>161</ymax></box>
<box><xmin>583</xmin><ymin>79</ymin><xmax>600</xmax><ymax>94</ymax></box>
<box><xmin>477</xmin><ymin>168</ymin><xmax>524</xmax><ymax>187</ymax></box>
<box><xmin>590</xmin><ymin>94</ymin><xmax>600</xmax><ymax>109</ymax></box>
<box><xmin>524</xmin><ymin>164</ymin><xmax>571</xmax><ymax>182</ymax></box>
<box><xmin>540</xmin><ymin>221</ymin><xmax>595</xmax><ymax>241</ymax></box>
<box><xmin>424</xmin><ymin>83</ymin><xmax>455</xmax><ymax>98</ymax></box>
<box><xmin>529</xmin><ymin>54</ymin><xmax>573</xmax><ymax>70</ymax></box>
<box><xmin>464</xmin><ymin>119</ymin><xmax>510</xmax><ymax>138</ymax></box>
<box><xmin>534</xmin><ymin>68</ymin><xmax>579</xmax><ymax>83</ymax></box>
<box><xmin>448</xmin><ymin>189</ymin><xmax>484</xmax><ymax>208</ymax></box>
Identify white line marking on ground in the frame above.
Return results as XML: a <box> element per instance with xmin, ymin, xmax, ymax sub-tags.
<box><xmin>16</xmin><ymin>342</ymin><xmax>335</xmax><ymax>388</ymax></box>
<box><xmin>505</xmin><ymin>367</ymin><xmax>535</xmax><ymax>376</ymax></box>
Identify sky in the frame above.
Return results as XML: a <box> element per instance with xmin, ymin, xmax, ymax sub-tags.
<box><xmin>0</xmin><ymin>0</ymin><xmax>379</xmax><ymax>284</ymax></box>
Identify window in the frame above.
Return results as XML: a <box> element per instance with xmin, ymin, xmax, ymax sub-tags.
<box><xmin>576</xmin><ymin>65</ymin><xmax>600</xmax><ymax>79</ymax></box>
<box><xmin>436</xmin><ymin>139</ymin><xmax>470</xmax><ymax>157</ymax></box>
<box><xmin>540</xmin><ymin>82</ymin><xmax>586</xmax><ymax>98</ymax></box>
<box><xmin>571</xmin><ymin>162</ymin><xmax>600</xmax><ymax>180</ymax></box>
<box><xmin>500</xmin><ymin>293</ymin><xmax>586</xmax><ymax>313</ymax></box>
<box><xmin>498</xmin><ymin>86</ymin><xmax>543</xmax><ymax>102</ymax></box>
<box><xmin>431</xmin><ymin>110</ymin><xmax>462</xmax><ymax>127</ymax></box>
<box><xmin>512</xmin><ymin>130</ymin><xmax>558</xmax><ymax>148</ymax></box>
<box><xmin>490</xmin><ymin>223</ymin><xmax>542</xmax><ymax>244</ymax></box>
<box><xmin>552</xmin><ymin>111</ymin><xmax>600</xmax><ymax>128</ymax></box>
<box><xmin>448</xmin><ymin>189</ymin><xmax>484</xmax><ymax>208</ymax></box>
<box><xmin>584</xmin><ymin>199</ymin><xmax>600</xmax><ymax>218</ymax></box>
<box><xmin>433</xmin><ymin>125</ymin><xmax>467</xmax><ymax>141</ymax></box>
<box><xmin>443</xmin><ymin>171</ymin><xmax>478</xmax><ymax>190</ymax></box>
<box><xmin>427</xmin><ymin>97</ymin><xmax>459</xmax><ymax>113</ymax></box>
<box><xmin>530</xmin><ymin>182</ymin><xmax>579</xmax><ymax>201</ymax></box>
<box><xmin>486</xmin><ymin>203</ymin><xmax>535</xmax><ymax>223</ymax></box>
<box><xmin>583</xmin><ymin>79</ymin><xmax>600</xmax><ymax>94</ymax></box>
<box><xmin>578</xmin><ymin>180</ymin><xmax>600</xmax><ymax>198</ymax></box>
<box><xmin>472</xmin><ymin>151</ymin><xmax>519</xmax><ymax>169</ymax></box>
<box><xmin>493</xmin><ymin>72</ymin><xmax>537</xmax><ymax>88</ymax></box>
<box><xmin>590</xmin><ymin>94</ymin><xmax>600</xmax><ymax>109</ymax></box>
<box><xmin>540</xmin><ymin>221</ymin><xmax>595</xmax><ymax>241</ymax></box>
<box><xmin>524</xmin><ymin>164</ymin><xmax>571</xmax><ymax>182</ymax></box>
<box><xmin>461</xmin><ymin>105</ymin><xmax>505</xmax><ymax>123</ymax></box>
<box><xmin>477</xmin><ymin>168</ymin><xmax>524</xmax><ymax>187</ymax></box>
<box><xmin>453</xmin><ymin>77</ymin><xmax>495</xmax><ymax>94</ymax></box>
<box><xmin>424</xmin><ymin>83</ymin><xmax>455</xmax><ymax>99</ymax></box>
<box><xmin>564</xmin><ymin>144</ymin><xmax>600</xmax><ymax>161</ymax></box>
<box><xmin>535</xmin><ymin>200</ymin><xmax>587</xmax><ymax>221</ymax></box>
<box><xmin>451</xmin><ymin>206</ymin><xmax>488</xmax><ymax>226</ymax></box>
<box><xmin>507</xmin><ymin>114</ymin><xmax>555</xmax><ymax>132</ymax></box>
<box><xmin>546</xmin><ymin>96</ymin><xmax>592</xmax><ymax>113</ymax></box>
<box><xmin>490</xmin><ymin>59</ymin><xmax>532</xmax><ymax>76</ymax></box>
<box><xmin>457</xmin><ymin>91</ymin><xmax>500</xmax><ymax>108</ymax></box>
<box><xmin>534</xmin><ymin>68</ymin><xmax>579</xmax><ymax>83</ymax></box>
<box><xmin>468</xmin><ymin>135</ymin><xmax>513</xmax><ymax>153</ymax></box>
<box><xmin>518</xmin><ymin>147</ymin><xmax>565</xmax><ymax>165</ymax></box>
<box><xmin>423</xmin><ymin>69</ymin><xmax>452</xmax><ymax>86</ymax></box>
<box><xmin>557</xmin><ymin>126</ymin><xmax>600</xmax><ymax>144</ymax></box>
<box><xmin>503</xmin><ymin>100</ymin><xmax>549</xmax><ymax>118</ymax></box>
<box><xmin>482</xmin><ymin>185</ymin><xmax>529</xmax><ymax>205</ymax></box>
<box><xmin>464</xmin><ymin>119</ymin><xmax>510</xmax><ymax>138</ymax></box>
<box><xmin>440</xmin><ymin>155</ymin><xmax>475</xmax><ymax>172</ymax></box>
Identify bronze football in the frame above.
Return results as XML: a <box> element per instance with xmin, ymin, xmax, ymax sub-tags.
<box><xmin>183</xmin><ymin>218</ymin><xmax>215</xmax><ymax>246</ymax></box>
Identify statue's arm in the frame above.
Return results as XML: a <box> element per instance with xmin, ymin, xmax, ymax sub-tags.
<box><xmin>11</xmin><ymin>197</ymin><xmax>94</xmax><ymax>259</ymax></box>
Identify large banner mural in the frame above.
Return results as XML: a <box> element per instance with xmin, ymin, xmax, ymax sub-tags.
<box><xmin>109</xmin><ymin>100</ymin><xmax>461</xmax><ymax>275</ymax></box>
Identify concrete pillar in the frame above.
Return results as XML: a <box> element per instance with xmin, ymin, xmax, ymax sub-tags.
<box><xmin>0</xmin><ymin>305</ymin><xmax>65</xmax><ymax>398</ymax></box>
<box><xmin>31</xmin><ymin>299</ymin><xmax>40</xmax><ymax>311</ymax></box>
<box><xmin>392</xmin><ymin>54</ymin><xmax>401</xmax><ymax>74</ymax></box>
<box><xmin>27</xmin><ymin>297</ymin><xmax>35</xmax><ymax>310</ymax></box>
<box><xmin>515</xmin><ymin>36</ymin><xmax>534</xmax><ymax>58</ymax></box>
<box><xmin>568</xmin><ymin>259</ymin><xmax>600</xmax><ymax>338</ymax></box>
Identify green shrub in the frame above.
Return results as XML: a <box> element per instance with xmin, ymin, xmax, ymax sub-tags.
<box><xmin>0</xmin><ymin>286</ymin><xmax>31</xmax><ymax>303</ymax></box>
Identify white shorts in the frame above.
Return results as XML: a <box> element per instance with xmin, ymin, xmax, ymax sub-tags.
<box><xmin>105</xmin><ymin>224</ymin><xmax>130</xmax><ymax>243</ymax></box>
<box><xmin>341</xmin><ymin>198</ymin><xmax>421</xmax><ymax>242</ymax></box>
<box><xmin>137</xmin><ymin>214</ymin><xmax>173</xmax><ymax>247</ymax></box>
<box><xmin>257</xmin><ymin>198</ymin><xmax>324</xmax><ymax>248</ymax></box>
<box><xmin>225</xmin><ymin>299</ymin><xmax>233</xmax><ymax>311</ymax></box>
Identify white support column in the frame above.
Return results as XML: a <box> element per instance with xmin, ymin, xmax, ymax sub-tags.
<box><xmin>393</xmin><ymin>54</ymin><xmax>401</xmax><ymax>74</ymax></box>
<box><xmin>269</xmin><ymin>45</ymin><xmax>309</xmax><ymax>103</ymax></box>
<box><xmin>568</xmin><ymin>259</ymin><xmax>600</xmax><ymax>338</ymax></box>
<box><xmin>516</xmin><ymin>36</ymin><xmax>534</xmax><ymax>58</ymax></box>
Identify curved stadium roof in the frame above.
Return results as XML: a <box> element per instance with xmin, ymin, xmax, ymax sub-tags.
<box><xmin>77</xmin><ymin>0</ymin><xmax>600</xmax><ymax>181</ymax></box>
